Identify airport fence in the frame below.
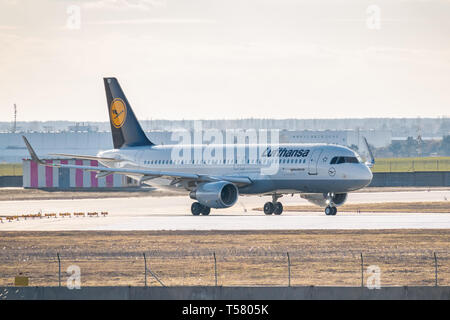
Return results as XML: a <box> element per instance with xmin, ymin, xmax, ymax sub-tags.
<box><xmin>1</xmin><ymin>250</ymin><xmax>449</xmax><ymax>288</ymax></box>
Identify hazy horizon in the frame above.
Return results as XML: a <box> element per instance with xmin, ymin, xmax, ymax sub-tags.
<box><xmin>1</xmin><ymin>0</ymin><xmax>449</xmax><ymax>121</ymax></box>
<box><xmin>2</xmin><ymin>116</ymin><xmax>450</xmax><ymax>123</ymax></box>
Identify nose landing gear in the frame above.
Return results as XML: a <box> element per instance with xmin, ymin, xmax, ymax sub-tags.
<box><xmin>324</xmin><ymin>192</ymin><xmax>338</xmax><ymax>216</ymax></box>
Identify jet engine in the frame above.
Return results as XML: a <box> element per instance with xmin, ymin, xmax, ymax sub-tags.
<box><xmin>301</xmin><ymin>193</ymin><xmax>348</xmax><ymax>207</ymax></box>
<box><xmin>189</xmin><ymin>181</ymin><xmax>239</xmax><ymax>208</ymax></box>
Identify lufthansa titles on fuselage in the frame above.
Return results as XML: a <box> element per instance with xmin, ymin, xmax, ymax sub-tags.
<box><xmin>261</xmin><ymin>147</ymin><xmax>310</xmax><ymax>158</ymax></box>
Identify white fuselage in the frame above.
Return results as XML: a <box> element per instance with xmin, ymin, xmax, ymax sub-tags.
<box><xmin>98</xmin><ymin>143</ymin><xmax>373</xmax><ymax>195</ymax></box>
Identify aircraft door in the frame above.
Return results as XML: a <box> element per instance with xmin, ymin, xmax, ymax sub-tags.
<box><xmin>308</xmin><ymin>149</ymin><xmax>322</xmax><ymax>175</ymax></box>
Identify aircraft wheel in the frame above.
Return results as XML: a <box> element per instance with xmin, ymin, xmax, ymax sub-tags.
<box><xmin>263</xmin><ymin>202</ymin><xmax>274</xmax><ymax>215</ymax></box>
<box><xmin>331</xmin><ymin>207</ymin><xmax>337</xmax><ymax>215</ymax></box>
<box><xmin>191</xmin><ymin>202</ymin><xmax>202</xmax><ymax>216</ymax></box>
<box><xmin>201</xmin><ymin>206</ymin><xmax>211</xmax><ymax>216</ymax></box>
<box><xmin>274</xmin><ymin>202</ymin><xmax>283</xmax><ymax>215</ymax></box>
<box><xmin>325</xmin><ymin>206</ymin><xmax>333</xmax><ymax>216</ymax></box>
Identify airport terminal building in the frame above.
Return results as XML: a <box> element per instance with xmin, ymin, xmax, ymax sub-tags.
<box><xmin>0</xmin><ymin>129</ymin><xmax>391</xmax><ymax>163</ymax></box>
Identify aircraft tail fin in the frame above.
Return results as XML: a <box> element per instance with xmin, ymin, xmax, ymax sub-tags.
<box><xmin>103</xmin><ymin>77</ymin><xmax>154</xmax><ymax>149</ymax></box>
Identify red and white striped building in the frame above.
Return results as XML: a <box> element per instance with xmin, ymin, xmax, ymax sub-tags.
<box><xmin>22</xmin><ymin>159</ymin><xmax>133</xmax><ymax>188</ymax></box>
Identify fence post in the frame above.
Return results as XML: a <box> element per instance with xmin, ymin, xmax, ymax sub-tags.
<box><xmin>360</xmin><ymin>252</ymin><xmax>364</xmax><ymax>288</ymax></box>
<box><xmin>213</xmin><ymin>252</ymin><xmax>217</xmax><ymax>286</ymax></box>
<box><xmin>287</xmin><ymin>252</ymin><xmax>291</xmax><ymax>287</ymax></box>
<box><xmin>434</xmin><ymin>252</ymin><xmax>438</xmax><ymax>287</ymax></box>
<box><xmin>57</xmin><ymin>253</ymin><xmax>61</xmax><ymax>287</ymax></box>
<box><xmin>143</xmin><ymin>253</ymin><xmax>147</xmax><ymax>287</ymax></box>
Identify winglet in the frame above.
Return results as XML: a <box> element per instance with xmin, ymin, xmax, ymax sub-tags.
<box><xmin>363</xmin><ymin>137</ymin><xmax>375</xmax><ymax>168</ymax></box>
<box><xmin>22</xmin><ymin>136</ymin><xmax>45</xmax><ymax>165</ymax></box>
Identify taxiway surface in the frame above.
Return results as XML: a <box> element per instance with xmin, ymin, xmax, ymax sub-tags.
<box><xmin>0</xmin><ymin>190</ymin><xmax>449</xmax><ymax>231</ymax></box>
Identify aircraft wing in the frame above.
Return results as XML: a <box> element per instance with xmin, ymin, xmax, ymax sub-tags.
<box><xmin>23</xmin><ymin>136</ymin><xmax>252</xmax><ymax>186</ymax></box>
<box><xmin>49</xmin><ymin>162</ymin><xmax>251</xmax><ymax>186</ymax></box>
<box><xmin>48</xmin><ymin>153</ymin><xmax>122</xmax><ymax>162</ymax></box>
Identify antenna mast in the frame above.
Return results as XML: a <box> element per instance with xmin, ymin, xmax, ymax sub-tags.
<box><xmin>13</xmin><ymin>104</ymin><xmax>17</xmax><ymax>133</ymax></box>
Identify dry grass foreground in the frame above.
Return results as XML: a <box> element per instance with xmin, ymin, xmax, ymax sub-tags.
<box><xmin>0</xmin><ymin>230</ymin><xmax>449</xmax><ymax>287</ymax></box>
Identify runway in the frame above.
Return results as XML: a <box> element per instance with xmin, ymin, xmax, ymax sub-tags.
<box><xmin>0</xmin><ymin>190</ymin><xmax>449</xmax><ymax>231</ymax></box>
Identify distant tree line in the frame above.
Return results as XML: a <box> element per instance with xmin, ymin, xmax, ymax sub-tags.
<box><xmin>2</xmin><ymin>117</ymin><xmax>449</xmax><ymax>137</ymax></box>
<box><xmin>373</xmin><ymin>135</ymin><xmax>450</xmax><ymax>158</ymax></box>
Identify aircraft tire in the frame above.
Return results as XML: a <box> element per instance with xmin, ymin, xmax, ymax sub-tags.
<box><xmin>201</xmin><ymin>206</ymin><xmax>211</xmax><ymax>216</ymax></box>
<box><xmin>191</xmin><ymin>202</ymin><xmax>203</xmax><ymax>216</ymax></box>
<box><xmin>263</xmin><ymin>202</ymin><xmax>274</xmax><ymax>215</ymax></box>
<box><xmin>274</xmin><ymin>202</ymin><xmax>283</xmax><ymax>215</ymax></box>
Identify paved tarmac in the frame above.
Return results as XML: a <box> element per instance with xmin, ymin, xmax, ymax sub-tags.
<box><xmin>0</xmin><ymin>190</ymin><xmax>449</xmax><ymax>231</ymax></box>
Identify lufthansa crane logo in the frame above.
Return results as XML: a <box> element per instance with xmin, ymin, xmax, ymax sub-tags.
<box><xmin>110</xmin><ymin>98</ymin><xmax>127</xmax><ymax>128</ymax></box>
<box><xmin>328</xmin><ymin>167</ymin><xmax>336</xmax><ymax>176</ymax></box>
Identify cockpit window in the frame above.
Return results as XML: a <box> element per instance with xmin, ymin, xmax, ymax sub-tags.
<box><xmin>330</xmin><ymin>156</ymin><xmax>359</xmax><ymax>164</ymax></box>
<box><xmin>346</xmin><ymin>157</ymin><xmax>359</xmax><ymax>163</ymax></box>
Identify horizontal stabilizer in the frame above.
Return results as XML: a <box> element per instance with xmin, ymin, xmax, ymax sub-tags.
<box><xmin>48</xmin><ymin>153</ymin><xmax>122</xmax><ymax>162</ymax></box>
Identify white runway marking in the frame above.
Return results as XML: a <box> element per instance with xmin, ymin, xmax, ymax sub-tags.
<box><xmin>0</xmin><ymin>190</ymin><xmax>449</xmax><ymax>231</ymax></box>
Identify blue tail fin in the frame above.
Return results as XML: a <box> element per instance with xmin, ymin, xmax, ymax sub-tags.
<box><xmin>104</xmin><ymin>77</ymin><xmax>153</xmax><ymax>149</ymax></box>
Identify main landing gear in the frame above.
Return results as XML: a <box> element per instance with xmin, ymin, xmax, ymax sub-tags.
<box><xmin>191</xmin><ymin>202</ymin><xmax>211</xmax><ymax>216</ymax></box>
<box><xmin>263</xmin><ymin>194</ymin><xmax>283</xmax><ymax>215</ymax></box>
<box><xmin>325</xmin><ymin>206</ymin><xmax>337</xmax><ymax>216</ymax></box>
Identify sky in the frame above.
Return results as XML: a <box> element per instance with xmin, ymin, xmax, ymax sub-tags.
<box><xmin>0</xmin><ymin>0</ymin><xmax>449</xmax><ymax>121</ymax></box>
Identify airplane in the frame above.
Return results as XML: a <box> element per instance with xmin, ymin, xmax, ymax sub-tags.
<box><xmin>22</xmin><ymin>77</ymin><xmax>374</xmax><ymax>216</ymax></box>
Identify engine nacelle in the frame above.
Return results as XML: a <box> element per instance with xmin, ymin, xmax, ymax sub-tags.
<box><xmin>301</xmin><ymin>193</ymin><xmax>348</xmax><ymax>207</ymax></box>
<box><xmin>189</xmin><ymin>181</ymin><xmax>239</xmax><ymax>208</ymax></box>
